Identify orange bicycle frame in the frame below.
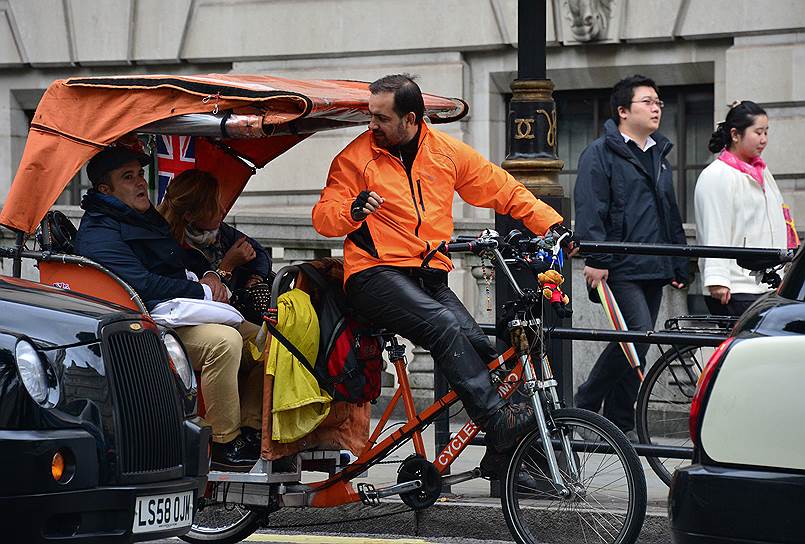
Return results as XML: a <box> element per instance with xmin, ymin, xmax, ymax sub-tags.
<box><xmin>307</xmin><ymin>344</ymin><xmax>529</xmax><ymax>507</ymax></box>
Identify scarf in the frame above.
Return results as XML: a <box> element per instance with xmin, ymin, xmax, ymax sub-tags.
<box><xmin>717</xmin><ymin>150</ymin><xmax>799</xmax><ymax>249</ymax></box>
<box><xmin>718</xmin><ymin>149</ymin><xmax>767</xmax><ymax>190</ymax></box>
<box><xmin>184</xmin><ymin>224</ymin><xmax>224</xmax><ymax>268</ymax></box>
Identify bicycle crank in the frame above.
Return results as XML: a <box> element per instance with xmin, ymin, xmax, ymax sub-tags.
<box><xmin>396</xmin><ymin>455</ymin><xmax>442</xmax><ymax>510</ymax></box>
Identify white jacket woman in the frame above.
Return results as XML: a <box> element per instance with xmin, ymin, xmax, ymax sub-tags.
<box><xmin>695</xmin><ymin>101</ymin><xmax>796</xmax><ymax>316</ymax></box>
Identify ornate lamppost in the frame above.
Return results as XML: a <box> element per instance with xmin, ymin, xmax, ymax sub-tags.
<box><xmin>496</xmin><ymin>0</ymin><xmax>573</xmax><ymax>402</ymax></box>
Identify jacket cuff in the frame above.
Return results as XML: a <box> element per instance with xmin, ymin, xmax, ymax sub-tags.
<box><xmin>342</xmin><ymin>200</ymin><xmax>363</xmax><ymax>230</ymax></box>
<box><xmin>584</xmin><ymin>257</ymin><xmax>610</xmax><ymax>270</ymax></box>
<box><xmin>200</xmin><ymin>283</ymin><xmax>213</xmax><ymax>301</ymax></box>
<box><xmin>703</xmin><ymin>274</ymin><xmax>731</xmax><ymax>289</ymax></box>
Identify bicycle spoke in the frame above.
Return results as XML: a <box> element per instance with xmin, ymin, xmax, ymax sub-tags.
<box><xmin>503</xmin><ymin>412</ymin><xmax>645</xmax><ymax>544</ymax></box>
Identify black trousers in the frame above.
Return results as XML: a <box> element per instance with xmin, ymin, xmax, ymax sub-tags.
<box><xmin>345</xmin><ymin>266</ymin><xmax>505</xmax><ymax>424</ymax></box>
<box><xmin>704</xmin><ymin>293</ymin><xmax>761</xmax><ymax>317</ymax></box>
<box><xmin>575</xmin><ymin>279</ymin><xmax>665</xmax><ymax>432</ymax></box>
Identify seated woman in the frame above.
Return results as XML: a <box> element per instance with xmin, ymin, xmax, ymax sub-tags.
<box><xmin>158</xmin><ymin>169</ymin><xmax>273</xmax><ymax>292</ymax></box>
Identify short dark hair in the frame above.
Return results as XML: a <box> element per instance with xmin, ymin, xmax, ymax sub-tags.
<box><xmin>707</xmin><ymin>100</ymin><xmax>767</xmax><ymax>153</ymax></box>
<box><xmin>369</xmin><ymin>74</ymin><xmax>425</xmax><ymax>124</ymax></box>
<box><xmin>610</xmin><ymin>75</ymin><xmax>659</xmax><ymax>124</ymax></box>
<box><xmin>95</xmin><ymin>172</ymin><xmax>112</xmax><ymax>190</ymax></box>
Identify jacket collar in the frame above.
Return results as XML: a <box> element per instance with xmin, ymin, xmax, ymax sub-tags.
<box><xmin>603</xmin><ymin>118</ymin><xmax>672</xmax><ymax>159</ymax></box>
<box><xmin>81</xmin><ymin>189</ymin><xmax>171</xmax><ymax>237</ymax></box>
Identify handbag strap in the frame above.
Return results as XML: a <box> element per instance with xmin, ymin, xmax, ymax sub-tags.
<box><xmin>263</xmin><ymin>319</ymin><xmax>334</xmax><ymax>385</ymax></box>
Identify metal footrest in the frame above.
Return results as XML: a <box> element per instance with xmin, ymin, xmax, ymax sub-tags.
<box><xmin>209</xmin><ymin>457</ymin><xmax>301</xmax><ymax>483</ymax></box>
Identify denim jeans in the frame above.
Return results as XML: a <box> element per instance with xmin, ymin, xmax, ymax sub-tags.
<box><xmin>705</xmin><ymin>293</ymin><xmax>761</xmax><ymax>317</ymax></box>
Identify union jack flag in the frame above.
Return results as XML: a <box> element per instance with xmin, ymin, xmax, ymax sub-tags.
<box><xmin>155</xmin><ymin>135</ymin><xmax>196</xmax><ymax>202</ymax></box>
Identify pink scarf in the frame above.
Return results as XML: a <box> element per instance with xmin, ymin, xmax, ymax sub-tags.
<box><xmin>717</xmin><ymin>150</ymin><xmax>799</xmax><ymax>249</ymax></box>
<box><xmin>718</xmin><ymin>149</ymin><xmax>767</xmax><ymax>191</ymax></box>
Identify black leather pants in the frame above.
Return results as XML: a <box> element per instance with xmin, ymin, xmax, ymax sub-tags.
<box><xmin>345</xmin><ymin>266</ymin><xmax>505</xmax><ymax>425</ymax></box>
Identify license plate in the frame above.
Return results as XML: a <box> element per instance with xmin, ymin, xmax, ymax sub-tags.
<box><xmin>132</xmin><ymin>490</ymin><xmax>194</xmax><ymax>534</ymax></box>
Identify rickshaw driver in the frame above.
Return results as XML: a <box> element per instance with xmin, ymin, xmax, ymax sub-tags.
<box><xmin>313</xmin><ymin>74</ymin><xmax>576</xmax><ymax>479</ymax></box>
<box><xmin>73</xmin><ymin>146</ymin><xmax>264</xmax><ymax>471</ymax></box>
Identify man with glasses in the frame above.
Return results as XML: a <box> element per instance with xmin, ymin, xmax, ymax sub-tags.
<box><xmin>573</xmin><ymin>74</ymin><xmax>688</xmax><ymax>438</ymax></box>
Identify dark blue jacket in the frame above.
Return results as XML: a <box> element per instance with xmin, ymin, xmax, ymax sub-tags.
<box><xmin>574</xmin><ymin>119</ymin><xmax>689</xmax><ymax>283</ymax></box>
<box><xmin>74</xmin><ymin>191</ymin><xmax>206</xmax><ymax>309</ymax></box>
<box><xmin>181</xmin><ymin>222</ymin><xmax>272</xmax><ymax>290</ymax></box>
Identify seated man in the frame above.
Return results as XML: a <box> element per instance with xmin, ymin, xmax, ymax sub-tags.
<box><xmin>74</xmin><ymin>144</ymin><xmax>263</xmax><ymax>471</ymax></box>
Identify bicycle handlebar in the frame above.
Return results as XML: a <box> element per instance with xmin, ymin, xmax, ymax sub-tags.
<box><xmin>434</xmin><ymin>230</ymin><xmax>571</xmax><ymax>317</ymax></box>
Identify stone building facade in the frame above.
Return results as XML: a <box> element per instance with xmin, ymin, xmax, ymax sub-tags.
<box><xmin>0</xmin><ymin>0</ymin><xmax>803</xmax><ymax>394</ymax></box>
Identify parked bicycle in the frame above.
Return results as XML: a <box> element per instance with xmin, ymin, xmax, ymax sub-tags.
<box><xmin>187</xmin><ymin>229</ymin><xmax>647</xmax><ymax>544</ymax></box>
<box><xmin>633</xmin><ymin>254</ymin><xmax>789</xmax><ymax>486</ymax></box>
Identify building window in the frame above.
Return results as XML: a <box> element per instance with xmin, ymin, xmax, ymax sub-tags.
<box><xmin>552</xmin><ymin>84</ymin><xmax>714</xmax><ymax>222</ymax></box>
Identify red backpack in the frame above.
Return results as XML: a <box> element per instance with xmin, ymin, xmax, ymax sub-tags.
<box><xmin>268</xmin><ymin>260</ymin><xmax>384</xmax><ymax>404</ymax></box>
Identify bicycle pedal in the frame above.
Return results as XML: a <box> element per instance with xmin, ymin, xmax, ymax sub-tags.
<box><xmin>357</xmin><ymin>482</ymin><xmax>381</xmax><ymax>506</ymax></box>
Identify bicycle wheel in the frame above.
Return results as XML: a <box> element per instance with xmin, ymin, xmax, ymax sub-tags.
<box><xmin>636</xmin><ymin>345</ymin><xmax>705</xmax><ymax>486</ymax></box>
<box><xmin>181</xmin><ymin>488</ymin><xmax>263</xmax><ymax>544</ymax></box>
<box><xmin>501</xmin><ymin>407</ymin><xmax>646</xmax><ymax>544</ymax></box>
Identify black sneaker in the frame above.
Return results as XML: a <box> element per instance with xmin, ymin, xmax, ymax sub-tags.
<box><xmin>270</xmin><ymin>454</ymin><xmax>298</xmax><ymax>473</ymax></box>
<box><xmin>484</xmin><ymin>402</ymin><xmax>536</xmax><ymax>452</ymax></box>
<box><xmin>211</xmin><ymin>435</ymin><xmax>259</xmax><ymax>472</ymax></box>
<box><xmin>241</xmin><ymin>426</ymin><xmax>262</xmax><ymax>451</ymax></box>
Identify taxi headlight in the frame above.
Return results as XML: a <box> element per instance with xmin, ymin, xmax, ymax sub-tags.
<box><xmin>163</xmin><ymin>333</ymin><xmax>194</xmax><ymax>390</ymax></box>
<box><xmin>16</xmin><ymin>340</ymin><xmax>48</xmax><ymax>403</ymax></box>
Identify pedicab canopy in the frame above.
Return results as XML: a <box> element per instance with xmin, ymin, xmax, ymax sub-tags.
<box><xmin>0</xmin><ymin>74</ymin><xmax>468</xmax><ymax>234</ymax></box>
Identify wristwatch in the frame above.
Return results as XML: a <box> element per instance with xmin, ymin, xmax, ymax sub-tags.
<box><xmin>216</xmin><ymin>268</ymin><xmax>232</xmax><ymax>281</ymax></box>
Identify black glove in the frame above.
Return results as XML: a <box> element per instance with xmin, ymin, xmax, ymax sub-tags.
<box><xmin>549</xmin><ymin>223</ymin><xmax>577</xmax><ymax>250</ymax></box>
<box><xmin>351</xmin><ymin>190</ymin><xmax>372</xmax><ymax>221</ymax></box>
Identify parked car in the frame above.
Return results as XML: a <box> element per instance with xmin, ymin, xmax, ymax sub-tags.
<box><xmin>0</xmin><ymin>270</ymin><xmax>210</xmax><ymax>543</ymax></box>
<box><xmin>669</xmin><ymin>247</ymin><xmax>805</xmax><ymax>543</ymax></box>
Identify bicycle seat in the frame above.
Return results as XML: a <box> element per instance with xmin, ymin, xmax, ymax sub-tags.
<box><xmin>737</xmin><ymin>255</ymin><xmax>784</xmax><ymax>272</ymax></box>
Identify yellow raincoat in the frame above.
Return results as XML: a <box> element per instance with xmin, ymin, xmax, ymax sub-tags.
<box><xmin>265</xmin><ymin>288</ymin><xmax>331</xmax><ymax>442</ymax></box>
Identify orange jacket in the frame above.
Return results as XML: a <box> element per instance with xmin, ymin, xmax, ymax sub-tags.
<box><xmin>312</xmin><ymin>123</ymin><xmax>564</xmax><ymax>282</ymax></box>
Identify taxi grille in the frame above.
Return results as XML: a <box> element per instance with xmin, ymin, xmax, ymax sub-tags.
<box><xmin>106</xmin><ymin>327</ymin><xmax>183</xmax><ymax>479</ymax></box>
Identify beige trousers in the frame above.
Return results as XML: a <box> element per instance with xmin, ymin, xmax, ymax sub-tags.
<box><xmin>175</xmin><ymin>321</ymin><xmax>263</xmax><ymax>443</ymax></box>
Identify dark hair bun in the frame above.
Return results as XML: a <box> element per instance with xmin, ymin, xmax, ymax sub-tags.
<box><xmin>708</xmin><ymin>100</ymin><xmax>767</xmax><ymax>154</ymax></box>
<box><xmin>708</xmin><ymin>122</ymin><xmax>730</xmax><ymax>153</ymax></box>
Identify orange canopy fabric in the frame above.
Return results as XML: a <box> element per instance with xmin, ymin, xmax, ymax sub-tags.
<box><xmin>1</xmin><ymin>74</ymin><xmax>467</xmax><ymax>234</ymax></box>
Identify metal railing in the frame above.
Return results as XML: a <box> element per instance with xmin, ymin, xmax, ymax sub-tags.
<box><xmin>434</xmin><ymin>241</ymin><xmax>796</xmax><ymax>475</ymax></box>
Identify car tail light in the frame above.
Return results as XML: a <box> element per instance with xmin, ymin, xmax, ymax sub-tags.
<box><xmin>689</xmin><ymin>337</ymin><xmax>736</xmax><ymax>445</ymax></box>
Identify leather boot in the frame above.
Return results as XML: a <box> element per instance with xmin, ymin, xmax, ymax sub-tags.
<box><xmin>479</xmin><ymin>448</ymin><xmax>541</xmax><ymax>490</ymax></box>
<box><xmin>482</xmin><ymin>402</ymin><xmax>537</xmax><ymax>452</ymax></box>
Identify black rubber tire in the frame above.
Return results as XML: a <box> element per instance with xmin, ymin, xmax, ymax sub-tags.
<box><xmin>501</xmin><ymin>407</ymin><xmax>647</xmax><ymax>544</ymax></box>
<box><xmin>180</xmin><ymin>503</ymin><xmax>261</xmax><ymax>544</ymax></box>
<box><xmin>636</xmin><ymin>345</ymin><xmax>702</xmax><ymax>486</ymax></box>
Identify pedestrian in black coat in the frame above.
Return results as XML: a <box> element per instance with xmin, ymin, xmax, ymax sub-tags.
<box><xmin>574</xmin><ymin>75</ymin><xmax>689</xmax><ymax>434</ymax></box>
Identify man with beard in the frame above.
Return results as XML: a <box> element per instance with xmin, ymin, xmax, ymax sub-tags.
<box><xmin>312</xmin><ymin>74</ymin><xmax>574</xmax><ymax>477</ymax></box>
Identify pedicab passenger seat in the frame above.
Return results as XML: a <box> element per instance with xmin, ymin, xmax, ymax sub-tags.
<box><xmin>36</xmin><ymin>211</ymin><xmax>146</xmax><ymax>313</ymax></box>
